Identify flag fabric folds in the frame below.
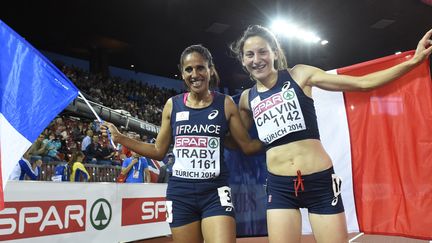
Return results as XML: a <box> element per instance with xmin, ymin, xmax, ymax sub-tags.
<box><xmin>0</xmin><ymin>20</ymin><xmax>79</xmax><ymax>209</ymax></box>
<box><xmin>310</xmin><ymin>51</ymin><xmax>432</xmax><ymax>239</ymax></box>
<box><xmin>145</xmin><ymin>157</ymin><xmax>165</xmax><ymax>183</ymax></box>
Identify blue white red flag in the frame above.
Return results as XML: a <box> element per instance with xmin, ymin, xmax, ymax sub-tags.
<box><xmin>306</xmin><ymin>51</ymin><xmax>432</xmax><ymax>239</ymax></box>
<box><xmin>0</xmin><ymin>20</ymin><xmax>79</xmax><ymax>209</ymax></box>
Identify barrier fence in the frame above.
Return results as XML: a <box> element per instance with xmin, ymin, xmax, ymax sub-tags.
<box><xmin>2</xmin><ymin>181</ymin><xmax>170</xmax><ymax>243</ymax></box>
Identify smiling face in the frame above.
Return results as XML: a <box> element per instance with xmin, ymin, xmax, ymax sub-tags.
<box><xmin>181</xmin><ymin>52</ymin><xmax>213</xmax><ymax>94</ymax></box>
<box><xmin>241</xmin><ymin>36</ymin><xmax>278</xmax><ymax>83</ymax></box>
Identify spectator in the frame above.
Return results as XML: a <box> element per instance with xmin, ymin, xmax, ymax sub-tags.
<box><xmin>141</xmin><ymin>134</ymin><xmax>149</xmax><ymax>143</ymax></box>
<box><xmin>98</xmin><ymin>139</ymin><xmax>116</xmax><ymax>165</ymax></box>
<box><xmin>81</xmin><ymin>129</ymin><xmax>93</xmax><ymax>153</ymax></box>
<box><xmin>121</xmin><ymin>151</ymin><xmax>150</xmax><ymax>183</ymax></box>
<box><xmin>52</xmin><ymin>151</ymin><xmax>90</xmax><ymax>182</ymax></box>
<box><xmin>120</xmin><ymin>133</ymin><xmax>133</xmax><ymax>160</ymax></box>
<box><xmin>69</xmin><ymin>151</ymin><xmax>90</xmax><ymax>182</ymax></box>
<box><xmin>157</xmin><ymin>153</ymin><xmax>174</xmax><ymax>183</ymax></box>
<box><xmin>42</xmin><ymin>133</ymin><xmax>62</xmax><ymax>162</ymax></box>
<box><xmin>71</xmin><ymin>123</ymin><xmax>83</xmax><ymax>142</ymax></box>
<box><xmin>57</xmin><ymin>133</ymin><xmax>69</xmax><ymax>158</ymax></box>
<box><xmin>52</xmin><ymin>162</ymin><xmax>68</xmax><ymax>182</ymax></box>
<box><xmin>9</xmin><ymin>149</ymin><xmax>42</xmax><ymax>181</ymax></box>
<box><xmin>27</xmin><ymin>134</ymin><xmax>47</xmax><ymax>162</ymax></box>
<box><xmin>85</xmin><ymin>135</ymin><xmax>103</xmax><ymax>164</ymax></box>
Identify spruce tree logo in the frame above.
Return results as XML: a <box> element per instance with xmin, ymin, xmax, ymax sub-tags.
<box><xmin>208</xmin><ymin>138</ymin><xmax>219</xmax><ymax>149</ymax></box>
<box><xmin>90</xmin><ymin>198</ymin><xmax>112</xmax><ymax>230</ymax></box>
<box><xmin>283</xmin><ymin>90</ymin><xmax>295</xmax><ymax>100</ymax></box>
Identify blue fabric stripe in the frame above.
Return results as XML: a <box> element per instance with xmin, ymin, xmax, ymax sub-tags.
<box><xmin>0</xmin><ymin>20</ymin><xmax>78</xmax><ymax>142</ymax></box>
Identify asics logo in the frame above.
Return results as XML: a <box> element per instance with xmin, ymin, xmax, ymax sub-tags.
<box><xmin>282</xmin><ymin>81</ymin><xmax>291</xmax><ymax>91</ymax></box>
<box><xmin>208</xmin><ymin>110</ymin><xmax>219</xmax><ymax>120</ymax></box>
<box><xmin>331</xmin><ymin>174</ymin><xmax>342</xmax><ymax>206</ymax></box>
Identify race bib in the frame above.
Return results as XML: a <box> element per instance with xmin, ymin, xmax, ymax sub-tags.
<box><xmin>251</xmin><ymin>87</ymin><xmax>306</xmax><ymax>144</ymax></box>
<box><xmin>172</xmin><ymin>135</ymin><xmax>220</xmax><ymax>179</ymax></box>
<box><xmin>165</xmin><ymin>201</ymin><xmax>173</xmax><ymax>223</ymax></box>
<box><xmin>217</xmin><ymin>186</ymin><xmax>234</xmax><ymax>207</ymax></box>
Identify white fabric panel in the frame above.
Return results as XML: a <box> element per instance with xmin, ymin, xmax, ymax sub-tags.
<box><xmin>299</xmin><ymin>69</ymin><xmax>359</xmax><ymax>234</ymax></box>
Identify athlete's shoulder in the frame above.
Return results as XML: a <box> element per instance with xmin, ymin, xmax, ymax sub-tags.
<box><xmin>170</xmin><ymin>93</ymin><xmax>183</xmax><ymax>102</ymax></box>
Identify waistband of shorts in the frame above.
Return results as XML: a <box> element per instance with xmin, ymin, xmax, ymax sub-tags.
<box><xmin>268</xmin><ymin>166</ymin><xmax>334</xmax><ymax>182</ymax></box>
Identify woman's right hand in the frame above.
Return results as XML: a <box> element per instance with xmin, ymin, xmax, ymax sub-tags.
<box><xmin>131</xmin><ymin>158</ymin><xmax>139</xmax><ymax>165</ymax></box>
<box><xmin>100</xmin><ymin>121</ymin><xmax>121</xmax><ymax>143</ymax></box>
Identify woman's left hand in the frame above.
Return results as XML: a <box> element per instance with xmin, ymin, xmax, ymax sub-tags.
<box><xmin>413</xmin><ymin>29</ymin><xmax>432</xmax><ymax>64</ymax></box>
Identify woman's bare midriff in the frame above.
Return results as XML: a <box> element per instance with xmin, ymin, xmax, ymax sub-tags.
<box><xmin>266</xmin><ymin>139</ymin><xmax>333</xmax><ymax>176</ymax></box>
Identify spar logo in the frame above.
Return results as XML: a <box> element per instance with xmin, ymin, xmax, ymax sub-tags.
<box><xmin>90</xmin><ymin>198</ymin><xmax>112</xmax><ymax>230</ymax></box>
<box><xmin>175</xmin><ymin>136</ymin><xmax>219</xmax><ymax>149</ymax></box>
<box><xmin>253</xmin><ymin>93</ymin><xmax>284</xmax><ymax>117</ymax></box>
<box><xmin>121</xmin><ymin>197</ymin><xmax>167</xmax><ymax>226</ymax></box>
<box><xmin>252</xmin><ymin>91</ymin><xmax>297</xmax><ymax>118</ymax></box>
<box><xmin>175</xmin><ymin>136</ymin><xmax>208</xmax><ymax>148</ymax></box>
<box><xmin>0</xmin><ymin>200</ymin><xmax>86</xmax><ymax>241</ymax></box>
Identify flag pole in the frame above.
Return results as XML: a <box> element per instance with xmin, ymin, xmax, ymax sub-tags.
<box><xmin>78</xmin><ymin>91</ymin><xmax>117</xmax><ymax>149</ymax></box>
<box><xmin>348</xmin><ymin>232</ymin><xmax>364</xmax><ymax>242</ymax></box>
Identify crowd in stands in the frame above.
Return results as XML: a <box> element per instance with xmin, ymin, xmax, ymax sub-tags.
<box><xmin>14</xmin><ymin>115</ymin><xmax>173</xmax><ymax>183</ymax></box>
<box><xmin>12</xmin><ymin>62</ymin><xmax>182</xmax><ymax>183</ymax></box>
<box><xmin>57</xmin><ymin>62</ymin><xmax>180</xmax><ymax>126</ymax></box>
<box><xmin>26</xmin><ymin>116</ymin><xmax>118</xmax><ymax>165</ymax></box>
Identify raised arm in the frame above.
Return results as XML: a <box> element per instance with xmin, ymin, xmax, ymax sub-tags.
<box><xmin>225</xmin><ymin>95</ymin><xmax>262</xmax><ymax>155</ymax></box>
<box><xmin>300</xmin><ymin>29</ymin><xmax>432</xmax><ymax>92</ymax></box>
<box><xmin>121</xmin><ymin>158</ymin><xmax>138</xmax><ymax>175</ymax></box>
<box><xmin>101</xmin><ymin>98</ymin><xmax>173</xmax><ymax>160</ymax></box>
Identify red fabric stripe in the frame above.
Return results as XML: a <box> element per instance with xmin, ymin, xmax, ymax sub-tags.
<box><xmin>341</xmin><ymin>51</ymin><xmax>432</xmax><ymax>239</ymax></box>
<box><xmin>151</xmin><ymin>159</ymin><xmax>162</xmax><ymax>170</ymax></box>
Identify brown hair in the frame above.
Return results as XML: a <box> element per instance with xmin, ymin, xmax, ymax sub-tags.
<box><xmin>230</xmin><ymin>25</ymin><xmax>288</xmax><ymax>72</ymax></box>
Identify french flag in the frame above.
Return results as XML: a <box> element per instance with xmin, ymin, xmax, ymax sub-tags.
<box><xmin>301</xmin><ymin>51</ymin><xmax>432</xmax><ymax>239</ymax></box>
<box><xmin>0</xmin><ymin>20</ymin><xmax>78</xmax><ymax>209</ymax></box>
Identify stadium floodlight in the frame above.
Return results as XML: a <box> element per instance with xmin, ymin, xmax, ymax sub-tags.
<box><xmin>271</xmin><ymin>19</ymin><xmax>299</xmax><ymax>36</ymax></box>
<box><xmin>270</xmin><ymin>19</ymin><xmax>327</xmax><ymax>45</ymax></box>
<box><xmin>321</xmin><ymin>40</ymin><xmax>329</xmax><ymax>45</ymax></box>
